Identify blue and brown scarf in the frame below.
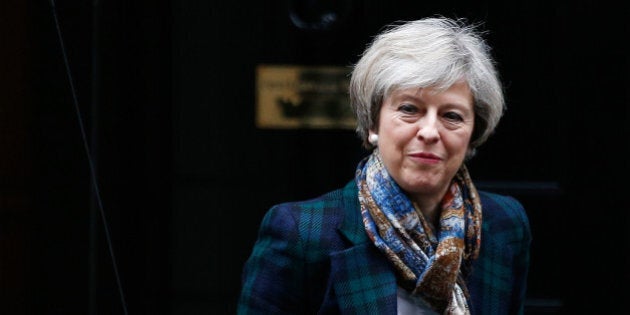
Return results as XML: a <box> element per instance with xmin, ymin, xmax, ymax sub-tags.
<box><xmin>356</xmin><ymin>149</ymin><xmax>482</xmax><ymax>314</ymax></box>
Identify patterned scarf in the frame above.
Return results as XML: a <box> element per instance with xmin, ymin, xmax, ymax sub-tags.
<box><xmin>356</xmin><ymin>149</ymin><xmax>482</xmax><ymax>314</ymax></box>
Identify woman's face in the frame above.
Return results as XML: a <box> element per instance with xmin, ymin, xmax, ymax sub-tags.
<box><xmin>372</xmin><ymin>81</ymin><xmax>474</xmax><ymax>200</ymax></box>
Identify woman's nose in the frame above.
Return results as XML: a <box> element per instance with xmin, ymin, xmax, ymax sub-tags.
<box><xmin>416</xmin><ymin>113</ymin><xmax>440</xmax><ymax>143</ymax></box>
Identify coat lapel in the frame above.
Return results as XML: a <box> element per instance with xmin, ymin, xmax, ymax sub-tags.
<box><xmin>328</xmin><ymin>181</ymin><xmax>397</xmax><ymax>314</ymax></box>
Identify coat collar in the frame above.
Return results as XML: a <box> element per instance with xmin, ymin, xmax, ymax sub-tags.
<box><xmin>337</xmin><ymin>180</ymin><xmax>369</xmax><ymax>246</ymax></box>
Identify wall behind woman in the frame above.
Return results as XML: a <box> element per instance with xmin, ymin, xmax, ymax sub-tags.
<box><xmin>7</xmin><ymin>0</ymin><xmax>626</xmax><ymax>314</ymax></box>
<box><xmin>2</xmin><ymin>0</ymin><xmax>172</xmax><ymax>313</ymax></box>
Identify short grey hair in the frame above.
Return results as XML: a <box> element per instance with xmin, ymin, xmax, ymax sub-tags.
<box><xmin>349</xmin><ymin>17</ymin><xmax>505</xmax><ymax>158</ymax></box>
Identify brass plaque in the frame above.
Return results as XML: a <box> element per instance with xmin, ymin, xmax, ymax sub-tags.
<box><xmin>256</xmin><ymin>64</ymin><xmax>356</xmax><ymax>129</ymax></box>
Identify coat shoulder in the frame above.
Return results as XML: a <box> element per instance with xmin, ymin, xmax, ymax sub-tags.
<box><xmin>478</xmin><ymin>190</ymin><xmax>531</xmax><ymax>240</ymax></box>
<box><xmin>268</xmin><ymin>180</ymin><xmax>356</xmax><ymax>228</ymax></box>
<box><xmin>261</xmin><ymin>180</ymin><xmax>359</xmax><ymax>258</ymax></box>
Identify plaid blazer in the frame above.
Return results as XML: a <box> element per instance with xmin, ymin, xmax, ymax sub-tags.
<box><xmin>238</xmin><ymin>180</ymin><xmax>531</xmax><ymax>315</ymax></box>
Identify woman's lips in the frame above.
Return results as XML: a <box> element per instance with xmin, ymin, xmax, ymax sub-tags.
<box><xmin>409</xmin><ymin>152</ymin><xmax>442</xmax><ymax>164</ymax></box>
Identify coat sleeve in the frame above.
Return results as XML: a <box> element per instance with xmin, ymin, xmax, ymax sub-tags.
<box><xmin>237</xmin><ymin>204</ymin><xmax>307</xmax><ymax>315</ymax></box>
<box><xmin>507</xmin><ymin>195</ymin><xmax>532</xmax><ymax>315</ymax></box>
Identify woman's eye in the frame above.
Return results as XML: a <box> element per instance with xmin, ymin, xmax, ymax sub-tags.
<box><xmin>444</xmin><ymin>112</ymin><xmax>463</xmax><ymax>122</ymax></box>
<box><xmin>398</xmin><ymin>104</ymin><xmax>417</xmax><ymax>114</ymax></box>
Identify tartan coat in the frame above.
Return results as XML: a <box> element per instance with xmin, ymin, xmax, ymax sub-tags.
<box><xmin>238</xmin><ymin>180</ymin><xmax>531</xmax><ymax>315</ymax></box>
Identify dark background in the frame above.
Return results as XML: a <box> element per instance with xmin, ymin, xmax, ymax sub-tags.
<box><xmin>1</xmin><ymin>0</ymin><xmax>627</xmax><ymax>314</ymax></box>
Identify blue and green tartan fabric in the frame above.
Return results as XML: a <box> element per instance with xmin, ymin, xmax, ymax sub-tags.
<box><xmin>238</xmin><ymin>180</ymin><xmax>531</xmax><ymax>314</ymax></box>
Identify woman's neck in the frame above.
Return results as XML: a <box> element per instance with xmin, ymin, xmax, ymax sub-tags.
<box><xmin>414</xmin><ymin>199</ymin><xmax>441</xmax><ymax>229</ymax></box>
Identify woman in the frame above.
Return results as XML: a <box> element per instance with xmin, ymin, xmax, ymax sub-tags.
<box><xmin>238</xmin><ymin>17</ymin><xmax>531</xmax><ymax>315</ymax></box>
